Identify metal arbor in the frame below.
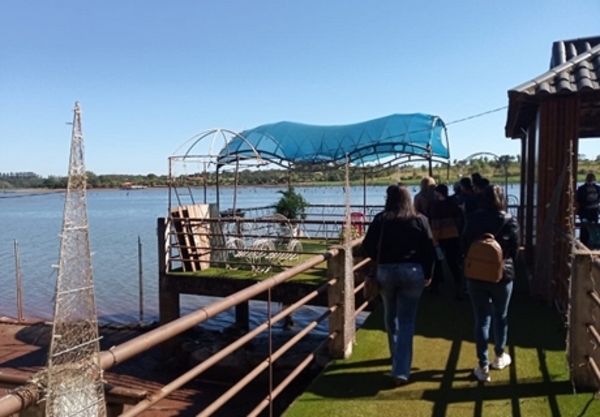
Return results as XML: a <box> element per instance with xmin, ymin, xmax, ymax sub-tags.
<box><xmin>45</xmin><ymin>102</ymin><xmax>106</xmax><ymax>416</ymax></box>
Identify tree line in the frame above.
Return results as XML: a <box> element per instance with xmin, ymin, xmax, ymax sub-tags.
<box><xmin>2</xmin><ymin>154</ymin><xmax>599</xmax><ymax>190</ymax></box>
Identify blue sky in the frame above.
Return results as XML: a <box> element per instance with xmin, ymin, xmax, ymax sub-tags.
<box><xmin>1</xmin><ymin>1</ymin><xmax>599</xmax><ymax>176</ymax></box>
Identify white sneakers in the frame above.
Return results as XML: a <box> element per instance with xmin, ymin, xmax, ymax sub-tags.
<box><xmin>473</xmin><ymin>353</ymin><xmax>512</xmax><ymax>382</ymax></box>
<box><xmin>491</xmin><ymin>353</ymin><xmax>512</xmax><ymax>370</ymax></box>
<box><xmin>473</xmin><ymin>365</ymin><xmax>491</xmax><ymax>382</ymax></box>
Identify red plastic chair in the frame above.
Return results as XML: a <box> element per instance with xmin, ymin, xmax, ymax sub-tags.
<box><xmin>350</xmin><ymin>212</ymin><xmax>367</xmax><ymax>235</ymax></box>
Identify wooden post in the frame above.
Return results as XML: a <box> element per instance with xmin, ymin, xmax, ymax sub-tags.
<box><xmin>138</xmin><ymin>235</ymin><xmax>144</xmax><ymax>323</ymax></box>
<box><xmin>157</xmin><ymin>217</ymin><xmax>180</xmax><ymax>358</ymax></box>
<box><xmin>525</xmin><ymin>121</ymin><xmax>536</xmax><ymax>267</ymax></box>
<box><xmin>327</xmin><ymin>246</ymin><xmax>355</xmax><ymax>359</ymax></box>
<box><xmin>13</xmin><ymin>239</ymin><xmax>23</xmax><ymax>322</ymax></box>
<box><xmin>569</xmin><ymin>252</ymin><xmax>599</xmax><ymax>390</ymax></box>
<box><xmin>235</xmin><ymin>301</ymin><xmax>250</xmax><ymax>332</ymax></box>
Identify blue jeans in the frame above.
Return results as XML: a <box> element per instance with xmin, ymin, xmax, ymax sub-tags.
<box><xmin>467</xmin><ymin>279</ymin><xmax>513</xmax><ymax>368</ymax></box>
<box><xmin>376</xmin><ymin>263</ymin><xmax>425</xmax><ymax>380</ymax></box>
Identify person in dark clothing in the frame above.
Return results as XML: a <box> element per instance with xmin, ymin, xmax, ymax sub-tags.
<box><xmin>459</xmin><ymin>177</ymin><xmax>478</xmax><ymax>215</ymax></box>
<box><xmin>362</xmin><ymin>184</ymin><xmax>435</xmax><ymax>386</ymax></box>
<box><xmin>428</xmin><ymin>184</ymin><xmax>464</xmax><ymax>299</ymax></box>
<box><xmin>576</xmin><ymin>173</ymin><xmax>600</xmax><ymax>246</ymax></box>
<box><xmin>461</xmin><ymin>184</ymin><xmax>520</xmax><ymax>382</ymax></box>
<box><xmin>471</xmin><ymin>172</ymin><xmax>483</xmax><ymax>192</ymax></box>
<box><xmin>449</xmin><ymin>181</ymin><xmax>462</xmax><ymax>206</ymax></box>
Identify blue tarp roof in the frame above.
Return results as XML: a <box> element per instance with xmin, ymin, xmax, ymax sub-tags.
<box><xmin>218</xmin><ymin>113</ymin><xmax>449</xmax><ymax>167</ymax></box>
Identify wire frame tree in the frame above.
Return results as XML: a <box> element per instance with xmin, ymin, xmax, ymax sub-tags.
<box><xmin>45</xmin><ymin>102</ymin><xmax>106</xmax><ymax>416</ymax></box>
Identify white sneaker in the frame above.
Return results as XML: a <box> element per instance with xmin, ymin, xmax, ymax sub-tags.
<box><xmin>473</xmin><ymin>365</ymin><xmax>491</xmax><ymax>382</ymax></box>
<box><xmin>491</xmin><ymin>353</ymin><xmax>512</xmax><ymax>370</ymax></box>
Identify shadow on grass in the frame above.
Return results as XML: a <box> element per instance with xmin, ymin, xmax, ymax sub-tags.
<box><xmin>409</xmin><ymin>261</ymin><xmax>566</xmax><ymax>351</ymax></box>
<box><xmin>295</xmin><ymin>262</ymin><xmax>581</xmax><ymax>415</ymax></box>
<box><xmin>304</xmin><ymin>342</ymin><xmax>576</xmax><ymax>416</ymax></box>
<box><xmin>360</xmin><ymin>270</ymin><xmax>566</xmax><ymax>351</ymax></box>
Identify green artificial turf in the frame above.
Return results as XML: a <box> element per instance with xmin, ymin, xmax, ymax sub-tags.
<box><xmin>173</xmin><ymin>264</ymin><xmax>329</xmax><ymax>285</ymax></box>
<box><xmin>285</xmin><ymin>279</ymin><xmax>600</xmax><ymax>417</ymax></box>
<box><xmin>170</xmin><ymin>239</ymin><xmax>336</xmax><ymax>284</ymax></box>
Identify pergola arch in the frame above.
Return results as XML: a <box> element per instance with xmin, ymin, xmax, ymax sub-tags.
<box><xmin>216</xmin><ymin>113</ymin><xmax>450</xmax><ymax>170</ymax></box>
<box><xmin>169</xmin><ymin>114</ymin><xmax>452</xmax><ymax>211</ymax></box>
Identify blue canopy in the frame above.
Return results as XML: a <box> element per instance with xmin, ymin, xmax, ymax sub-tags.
<box><xmin>218</xmin><ymin>113</ymin><xmax>449</xmax><ymax>167</ymax></box>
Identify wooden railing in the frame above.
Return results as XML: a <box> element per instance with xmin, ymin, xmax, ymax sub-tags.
<box><xmin>569</xmin><ymin>244</ymin><xmax>600</xmax><ymax>393</ymax></box>
<box><xmin>0</xmin><ymin>224</ymin><xmax>371</xmax><ymax>416</ymax></box>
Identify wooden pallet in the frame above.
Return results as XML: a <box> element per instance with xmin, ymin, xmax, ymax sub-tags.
<box><xmin>170</xmin><ymin>204</ymin><xmax>210</xmax><ymax>271</ymax></box>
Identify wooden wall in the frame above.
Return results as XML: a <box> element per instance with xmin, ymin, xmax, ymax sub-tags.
<box><xmin>533</xmin><ymin>96</ymin><xmax>580</xmax><ymax>305</ymax></box>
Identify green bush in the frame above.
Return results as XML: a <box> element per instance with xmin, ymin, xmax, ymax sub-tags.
<box><xmin>275</xmin><ymin>186</ymin><xmax>309</xmax><ymax>220</ymax></box>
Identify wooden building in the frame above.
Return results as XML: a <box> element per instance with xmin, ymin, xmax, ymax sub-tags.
<box><xmin>505</xmin><ymin>36</ymin><xmax>600</xmax><ymax>308</ymax></box>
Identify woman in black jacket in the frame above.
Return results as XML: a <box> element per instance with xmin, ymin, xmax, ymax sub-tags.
<box><xmin>362</xmin><ymin>184</ymin><xmax>435</xmax><ymax>386</ymax></box>
<box><xmin>428</xmin><ymin>183</ymin><xmax>464</xmax><ymax>298</ymax></box>
<box><xmin>461</xmin><ymin>184</ymin><xmax>520</xmax><ymax>382</ymax></box>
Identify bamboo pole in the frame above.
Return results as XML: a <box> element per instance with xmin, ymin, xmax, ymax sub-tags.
<box><xmin>138</xmin><ymin>235</ymin><xmax>144</xmax><ymax>323</ymax></box>
<box><xmin>13</xmin><ymin>239</ymin><xmax>23</xmax><ymax>322</ymax></box>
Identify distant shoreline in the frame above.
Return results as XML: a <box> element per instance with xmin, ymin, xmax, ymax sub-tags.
<box><xmin>2</xmin><ymin>178</ymin><xmax>524</xmax><ymax>194</ymax></box>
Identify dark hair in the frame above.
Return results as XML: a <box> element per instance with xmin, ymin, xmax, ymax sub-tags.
<box><xmin>384</xmin><ymin>184</ymin><xmax>416</xmax><ymax>220</ymax></box>
<box><xmin>459</xmin><ymin>177</ymin><xmax>473</xmax><ymax>191</ymax></box>
<box><xmin>434</xmin><ymin>184</ymin><xmax>449</xmax><ymax>198</ymax></box>
<box><xmin>479</xmin><ymin>178</ymin><xmax>490</xmax><ymax>188</ymax></box>
<box><xmin>479</xmin><ymin>184</ymin><xmax>506</xmax><ymax>211</ymax></box>
<box><xmin>471</xmin><ymin>172</ymin><xmax>482</xmax><ymax>183</ymax></box>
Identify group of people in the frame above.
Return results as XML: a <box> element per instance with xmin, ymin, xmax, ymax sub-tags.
<box><xmin>362</xmin><ymin>174</ymin><xmax>520</xmax><ymax>385</ymax></box>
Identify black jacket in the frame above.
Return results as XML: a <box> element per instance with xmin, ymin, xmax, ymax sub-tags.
<box><xmin>362</xmin><ymin>212</ymin><xmax>435</xmax><ymax>279</ymax></box>
<box><xmin>576</xmin><ymin>182</ymin><xmax>600</xmax><ymax>220</ymax></box>
<box><xmin>461</xmin><ymin>209</ymin><xmax>520</xmax><ymax>281</ymax></box>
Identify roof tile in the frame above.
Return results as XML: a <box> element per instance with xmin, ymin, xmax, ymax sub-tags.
<box><xmin>511</xmin><ymin>36</ymin><xmax>600</xmax><ymax>96</ymax></box>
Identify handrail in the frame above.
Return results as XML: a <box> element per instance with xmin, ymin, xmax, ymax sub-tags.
<box><xmin>196</xmin><ymin>305</ymin><xmax>337</xmax><ymax>417</ymax></box>
<box><xmin>0</xmin><ymin>240</ymin><xmax>363</xmax><ymax>417</ymax></box>
<box><xmin>100</xmin><ymin>249</ymin><xmax>340</xmax><ymax>371</ymax></box>
<box><xmin>247</xmin><ymin>332</ymin><xmax>336</xmax><ymax>417</ymax></box>
<box><xmin>119</xmin><ymin>278</ymin><xmax>336</xmax><ymax>416</ymax></box>
<box><xmin>0</xmin><ymin>232</ymin><xmax>365</xmax><ymax>417</ymax></box>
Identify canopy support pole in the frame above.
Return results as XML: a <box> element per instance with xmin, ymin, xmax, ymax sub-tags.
<box><xmin>203</xmin><ymin>161</ymin><xmax>207</xmax><ymax>204</ymax></box>
<box><xmin>232</xmin><ymin>157</ymin><xmax>240</xmax><ymax>214</ymax></box>
<box><xmin>363</xmin><ymin>169</ymin><xmax>367</xmax><ymax>215</ymax></box>
<box><xmin>427</xmin><ymin>144</ymin><xmax>433</xmax><ymax>177</ymax></box>
<box><xmin>168</xmin><ymin>157</ymin><xmax>173</xmax><ymax>210</ymax></box>
<box><xmin>216</xmin><ymin>165</ymin><xmax>221</xmax><ymax>210</ymax></box>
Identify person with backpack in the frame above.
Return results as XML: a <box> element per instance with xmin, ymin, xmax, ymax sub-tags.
<box><xmin>362</xmin><ymin>184</ymin><xmax>435</xmax><ymax>386</ymax></box>
<box><xmin>461</xmin><ymin>184</ymin><xmax>520</xmax><ymax>382</ymax></box>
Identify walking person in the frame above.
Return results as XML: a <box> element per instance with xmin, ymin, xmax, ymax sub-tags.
<box><xmin>362</xmin><ymin>184</ymin><xmax>435</xmax><ymax>386</ymax></box>
<box><xmin>413</xmin><ymin>176</ymin><xmax>436</xmax><ymax>217</ymax></box>
<box><xmin>413</xmin><ymin>176</ymin><xmax>440</xmax><ymax>291</ymax></box>
<box><xmin>576</xmin><ymin>173</ymin><xmax>600</xmax><ymax>246</ymax></box>
<box><xmin>462</xmin><ymin>184</ymin><xmax>520</xmax><ymax>382</ymax></box>
<box><xmin>428</xmin><ymin>184</ymin><xmax>464</xmax><ymax>299</ymax></box>
<box><xmin>459</xmin><ymin>177</ymin><xmax>478</xmax><ymax>215</ymax></box>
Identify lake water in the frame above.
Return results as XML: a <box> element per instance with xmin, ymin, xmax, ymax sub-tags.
<box><xmin>0</xmin><ymin>185</ymin><xmax>385</xmax><ymax>330</ymax></box>
<box><xmin>0</xmin><ymin>183</ymin><xmax>522</xmax><ymax>331</ymax></box>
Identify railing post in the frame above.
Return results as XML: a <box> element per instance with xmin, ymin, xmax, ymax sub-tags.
<box><xmin>158</xmin><ymin>217</ymin><xmax>180</xmax><ymax>358</ymax></box>
<box><xmin>327</xmin><ymin>246</ymin><xmax>355</xmax><ymax>359</ymax></box>
<box><xmin>569</xmin><ymin>251</ymin><xmax>600</xmax><ymax>390</ymax></box>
